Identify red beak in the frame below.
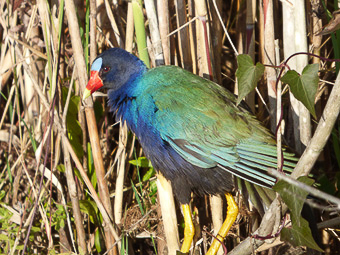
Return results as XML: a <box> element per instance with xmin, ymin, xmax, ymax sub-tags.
<box><xmin>83</xmin><ymin>71</ymin><xmax>103</xmax><ymax>100</ymax></box>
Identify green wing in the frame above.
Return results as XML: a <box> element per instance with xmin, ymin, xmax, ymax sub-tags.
<box><xmin>141</xmin><ymin>66</ymin><xmax>296</xmax><ymax>188</ymax></box>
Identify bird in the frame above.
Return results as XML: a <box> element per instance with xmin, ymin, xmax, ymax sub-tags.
<box><xmin>83</xmin><ymin>48</ymin><xmax>297</xmax><ymax>254</ymax></box>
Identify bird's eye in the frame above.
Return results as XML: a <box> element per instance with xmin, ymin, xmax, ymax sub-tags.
<box><xmin>102</xmin><ymin>66</ymin><xmax>110</xmax><ymax>73</ymax></box>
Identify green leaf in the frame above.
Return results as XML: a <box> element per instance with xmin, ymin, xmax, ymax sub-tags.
<box><xmin>6</xmin><ymin>154</ymin><xmax>12</xmax><ymax>186</ymax></box>
<box><xmin>142</xmin><ymin>167</ymin><xmax>155</xmax><ymax>182</ymax></box>
<box><xmin>59</xmin><ymin>218</ymin><xmax>65</xmax><ymax>229</ymax></box>
<box><xmin>67</xmin><ymin>116</ymin><xmax>83</xmax><ymax>159</ymax></box>
<box><xmin>317</xmin><ymin>174</ymin><xmax>336</xmax><ymax>195</ymax></box>
<box><xmin>150</xmin><ymin>234</ymin><xmax>158</xmax><ymax>255</ymax></box>
<box><xmin>273</xmin><ymin>176</ymin><xmax>314</xmax><ymax>226</ymax></box>
<box><xmin>69</xmin><ymin>95</ymin><xmax>81</xmax><ymax>115</ymax></box>
<box><xmin>281</xmin><ymin>218</ymin><xmax>323</xmax><ymax>252</ymax></box>
<box><xmin>0</xmin><ymin>190</ymin><xmax>5</xmax><ymax>200</ymax></box>
<box><xmin>281</xmin><ymin>64</ymin><xmax>319</xmax><ymax>118</ymax></box>
<box><xmin>57</xmin><ymin>164</ymin><xmax>65</xmax><ymax>173</ymax></box>
<box><xmin>61</xmin><ymin>86</ymin><xmax>84</xmax><ymax>159</ymax></box>
<box><xmin>73</xmin><ymin>167</ymin><xmax>84</xmax><ymax>184</ymax></box>
<box><xmin>31</xmin><ymin>226</ymin><xmax>41</xmax><ymax>233</ymax></box>
<box><xmin>21</xmin><ymin>119</ymin><xmax>37</xmax><ymax>152</ymax></box>
<box><xmin>131</xmin><ymin>180</ymin><xmax>144</xmax><ymax>215</ymax></box>
<box><xmin>273</xmin><ymin>177</ymin><xmax>322</xmax><ymax>251</ymax></box>
<box><xmin>121</xmin><ymin>235</ymin><xmax>128</xmax><ymax>255</ymax></box>
<box><xmin>79</xmin><ymin>200</ymin><xmax>99</xmax><ymax>225</ymax></box>
<box><xmin>331</xmin><ymin>128</ymin><xmax>340</xmax><ymax>169</ymax></box>
<box><xmin>149</xmin><ymin>180</ymin><xmax>158</xmax><ymax>204</ymax></box>
<box><xmin>15</xmin><ymin>245</ymin><xmax>24</xmax><ymax>251</ymax></box>
<box><xmin>150</xmin><ymin>180</ymin><xmax>157</xmax><ymax>193</ymax></box>
<box><xmin>94</xmin><ymin>100</ymin><xmax>104</xmax><ymax>123</ymax></box>
<box><xmin>86</xmin><ymin>142</ymin><xmax>97</xmax><ymax>191</ymax></box>
<box><xmin>235</xmin><ymin>54</ymin><xmax>265</xmax><ymax>105</ymax></box>
<box><xmin>67</xmin><ymin>116</ymin><xmax>82</xmax><ymax>136</ymax></box>
<box><xmin>129</xmin><ymin>157</ymin><xmax>152</xmax><ymax>168</ymax></box>
<box><xmin>62</xmin><ymin>87</ymin><xmax>80</xmax><ymax>115</ymax></box>
<box><xmin>94</xmin><ymin>228</ymin><xmax>103</xmax><ymax>253</ymax></box>
<box><xmin>0</xmin><ymin>234</ymin><xmax>9</xmax><ymax>241</ymax></box>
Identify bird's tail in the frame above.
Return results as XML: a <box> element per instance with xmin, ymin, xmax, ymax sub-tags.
<box><xmin>236</xmin><ymin>178</ymin><xmax>276</xmax><ymax>217</ymax></box>
<box><xmin>236</xmin><ymin>178</ymin><xmax>322</xmax><ymax>249</ymax></box>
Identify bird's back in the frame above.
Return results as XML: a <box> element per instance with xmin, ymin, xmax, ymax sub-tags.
<box><xmin>137</xmin><ymin>65</ymin><xmax>275</xmax><ymax>147</ymax></box>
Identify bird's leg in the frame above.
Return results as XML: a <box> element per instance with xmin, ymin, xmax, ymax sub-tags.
<box><xmin>206</xmin><ymin>193</ymin><xmax>239</xmax><ymax>255</ymax></box>
<box><xmin>180</xmin><ymin>204</ymin><xmax>195</xmax><ymax>253</ymax></box>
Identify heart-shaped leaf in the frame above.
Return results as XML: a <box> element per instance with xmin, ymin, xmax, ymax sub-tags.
<box><xmin>235</xmin><ymin>54</ymin><xmax>265</xmax><ymax>105</ymax></box>
<box><xmin>281</xmin><ymin>64</ymin><xmax>319</xmax><ymax>118</ymax></box>
<box><xmin>281</xmin><ymin>217</ymin><xmax>323</xmax><ymax>252</ymax></box>
<box><xmin>274</xmin><ymin>176</ymin><xmax>322</xmax><ymax>251</ymax></box>
<box><xmin>273</xmin><ymin>176</ymin><xmax>314</xmax><ymax>226</ymax></box>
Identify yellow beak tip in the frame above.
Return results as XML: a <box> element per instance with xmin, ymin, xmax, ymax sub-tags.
<box><xmin>83</xmin><ymin>88</ymin><xmax>92</xmax><ymax>100</ymax></box>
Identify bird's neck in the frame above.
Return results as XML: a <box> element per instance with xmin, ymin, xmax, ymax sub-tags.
<box><xmin>108</xmin><ymin>64</ymin><xmax>147</xmax><ymax>103</ymax></box>
<box><xmin>108</xmin><ymin>66</ymin><xmax>146</xmax><ymax>118</ymax></box>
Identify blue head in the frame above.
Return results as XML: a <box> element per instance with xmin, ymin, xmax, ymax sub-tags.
<box><xmin>83</xmin><ymin>48</ymin><xmax>147</xmax><ymax>99</ymax></box>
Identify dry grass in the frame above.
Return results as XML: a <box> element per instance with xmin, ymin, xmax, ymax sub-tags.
<box><xmin>1</xmin><ymin>0</ymin><xmax>340</xmax><ymax>254</ymax></box>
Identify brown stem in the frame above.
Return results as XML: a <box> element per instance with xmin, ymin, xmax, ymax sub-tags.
<box><xmin>64</xmin><ymin>1</ymin><xmax>118</xmax><ymax>254</ymax></box>
<box><xmin>62</xmin><ymin>137</ymin><xmax>88</xmax><ymax>254</ymax></box>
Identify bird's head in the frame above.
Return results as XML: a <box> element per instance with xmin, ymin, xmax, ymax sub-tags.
<box><xmin>83</xmin><ymin>48</ymin><xmax>147</xmax><ymax>100</ymax></box>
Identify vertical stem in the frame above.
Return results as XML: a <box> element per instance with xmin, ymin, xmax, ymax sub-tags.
<box><xmin>200</xmin><ymin>18</ymin><xmax>213</xmax><ymax>80</ymax></box>
<box><xmin>175</xmin><ymin>0</ymin><xmax>192</xmax><ymax>70</ymax></box>
<box><xmin>132</xmin><ymin>0</ymin><xmax>150</xmax><ymax>68</ymax></box>
<box><xmin>62</xmin><ymin>137</ymin><xmax>88</xmax><ymax>254</ymax></box>
<box><xmin>282</xmin><ymin>0</ymin><xmax>301</xmax><ymax>152</ymax></box>
<box><xmin>263</xmin><ymin>0</ymin><xmax>277</xmax><ymax>133</ymax></box>
<box><xmin>89</xmin><ymin>0</ymin><xmax>97</xmax><ymax>64</ymax></box>
<box><xmin>65</xmin><ymin>1</ymin><xmax>118</xmax><ymax>253</ymax></box>
<box><xmin>244</xmin><ymin>0</ymin><xmax>256</xmax><ymax>112</ymax></box>
<box><xmin>156</xmin><ymin>174</ymin><xmax>180</xmax><ymax>253</ymax></box>
<box><xmin>157</xmin><ymin>0</ymin><xmax>171</xmax><ymax>65</ymax></box>
<box><xmin>210</xmin><ymin>195</ymin><xmax>224</xmax><ymax>255</ymax></box>
<box><xmin>209</xmin><ymin>0</ymin><xmax>223</xmax><ymax>84</ymax></box>
<box><xmin>114</xmin><ymin>122</ymin><xmax>127</xmax><ymax>225</ymax></box>
<box><xmin>311</xmin><ymin>0</ymin><xmax>322</xmax><ymax>65</ymax></box>
<box><xmin>188</xmin><ymin>0</ymin><xmax>197</xmax><ymax>74</ymax></box>
<box><xmin>234</xmin><ymin>0</ymin><xmax>245</xmax><ymax>95</ymax></box>
<box><xmin>235</xmin><ymin>0</ymin><xmax>245</xmax><ymax>54</ymax></box>
<box><xmin>294</xmin><ymin>0</ymin><xmax>311</xmax><ymax>150</ymax></box>
<box><xmin>145</xmin><ymin>0</ymin><xmax>164</xmax><ymax>66</ymax></box>
<box><xmin>275</xmin><ymin>40</ymin><xmax>282</xmax><ymax>169</ymax></box>
<box><xmin>85</xmin><ymin>108</ymin><xmax>117</xmax><ymax>255</ymax></box>
<box><xmin>125</xmin><ymin>2</ymin><xmax>134</xmax><ymax>52</ymax></box>
<box><xmin>104</xmin><ymin>0</ymin><xmax>123</xmax><ymax>47</ymax></box>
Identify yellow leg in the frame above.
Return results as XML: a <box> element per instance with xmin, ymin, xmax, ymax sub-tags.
<box><xmin>206</xmin><ymin>193</ymin><xmax>239</xmax><ymax>255</ymax></box>
<box><xmin>180</xmin><ymin>204</ymin><xmax>195</xmax><ymax>253</ymax></box>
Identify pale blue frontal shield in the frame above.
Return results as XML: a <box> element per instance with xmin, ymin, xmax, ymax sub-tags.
<box><xmin>91</xmin><ymin>57</ymin><xmax>102</xmax><ymax>71</ymax></box>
